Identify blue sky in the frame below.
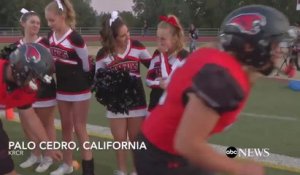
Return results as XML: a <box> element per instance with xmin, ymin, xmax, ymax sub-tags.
<box><xmin>91</xmin><ymin>0</ymin><xmax>134</xmax><ymax>13</ymax></box>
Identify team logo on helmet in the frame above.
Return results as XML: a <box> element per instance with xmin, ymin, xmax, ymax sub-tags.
<box><xmin>25</xmin><ymin>44</ymin><xmax>41</xmax><ymax>63</ymax></box>
<box><xmin>226</xmin><ymin>13</ymin><xmax>266</xmax><ymax>35</ymax></box>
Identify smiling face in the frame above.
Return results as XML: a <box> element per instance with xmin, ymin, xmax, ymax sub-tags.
<box><xmin>21</xmin><ymin>14</ymin><xmax>40</xmax><ymax>36</ymax></box>
<box><xmin>156</xmin><ymin>27</ymin><xmax>176</xmax><ymax>53</ymax></box>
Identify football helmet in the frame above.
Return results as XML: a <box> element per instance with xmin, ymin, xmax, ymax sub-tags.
<box><xmin>220</xmin><ymin>5</ymin><xmax>290</xmax><ymax>70</ymax></box>
<box><xmin>9</xmin><ymin>43</ymin><xmax>54</xmax><ymax>89</ymax></box>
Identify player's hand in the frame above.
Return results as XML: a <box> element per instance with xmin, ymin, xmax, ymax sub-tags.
<box><xmin>235</xmin><ymin>162</ymin><xmax>264</xmax><ymax>175</ymax></box>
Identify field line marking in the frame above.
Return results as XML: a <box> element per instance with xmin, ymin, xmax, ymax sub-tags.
<box><xmin>241</xmin><ymin>112</ymin><xmax>298</xmax><ymax>121</ymax></box>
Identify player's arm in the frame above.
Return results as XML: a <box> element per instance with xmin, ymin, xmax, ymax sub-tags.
<box><xmin>174</xmin><ymin>64</ymin><xmax>264</xmax><ymax>175</ymax></box>
<box><xmin>174</xmin><ymin>94</ymin><xmax>241</xmax><ymax>173</ymax></box>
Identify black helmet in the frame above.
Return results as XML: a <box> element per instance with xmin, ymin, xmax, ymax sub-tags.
<box><xmin>9</xmin><ymin>43</ymin><xmax>54</xmax><ymax>88</ymax></box>
<box><xmin>220</xmin><ymin>5</ymin><xmax>290</xmax><ymax>69</ymax></box>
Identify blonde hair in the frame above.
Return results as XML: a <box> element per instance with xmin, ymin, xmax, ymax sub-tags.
<box><xmin>158</xmin><ymin>15</ymin><xmax>185</xmax><ymax>53</ymax></box>
<box><xmin>45</xmin><ymin>0</ymin><xmax>76</xmax><ymax>29</ymax></box>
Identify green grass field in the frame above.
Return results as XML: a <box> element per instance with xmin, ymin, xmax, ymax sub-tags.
<box><xmin>1</xmin><ymin>43</ymin><xmax>300</xmax><ymax>174</ymax></box>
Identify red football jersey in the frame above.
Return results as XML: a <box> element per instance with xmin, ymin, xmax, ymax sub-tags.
<box><xmin>0</xmin><ymin>60</ymin><xmax>36</xmax><ymax>108</ymax></box>
<box><xmin>142</xmin><ymin>48</ymin><xmax>251</xmax><ymax>155</ymax></box>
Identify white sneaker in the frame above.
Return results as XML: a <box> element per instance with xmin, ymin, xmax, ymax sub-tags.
<box><xmin>35</xmin><ymin>156</ymin><xmax>53</xmax><ymax>173</ymax></box>
<box><xmin>19</xmin><ymin>154</ymin><xmax>42</xmax><ymax>168</ymax></box>
<box><xmin>113</xmin><ymin>170</ymin><xmax>127</xmax><ymax>175</ymax></box>
<box><xmin>50</xmin><ymin>163</ymin><xmax>73</xmax><ymax>175</ymax></box>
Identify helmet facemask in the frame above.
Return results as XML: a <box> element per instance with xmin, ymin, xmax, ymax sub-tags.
<box><xmin>8</xmin><ymin>43</ymin><xmax>54</xmax><ymax>90</ymax></box>
<box><xmin>10</xmin><ymin>63</ymin><xmax>43</xmax><ymax>91</ymax></box>
<box><xmin>242</xmin><ymin>35</ymin><xmax>284</xmax><ymax>75</ymax></box>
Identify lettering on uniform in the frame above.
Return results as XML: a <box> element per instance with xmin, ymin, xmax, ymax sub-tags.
<box><xmin>110</xmin><ymin>61</ymin><xmax>139</xmax><ymax>73</ymax></box>
<box><xmin>50</xmin><ymin>47</ymin><xmax>68</xmax><ymax>60</ymax></box>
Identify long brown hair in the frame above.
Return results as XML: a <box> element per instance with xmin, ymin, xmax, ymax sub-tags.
<box><xmin>100</xmin><ymin>13</ymin><xmax>126</xmax><ymax>55</ymax></box>
<box><xmin>45</xmin><ymin>0</ymin><xmax>76</xmax><ymax>29</ymax></box>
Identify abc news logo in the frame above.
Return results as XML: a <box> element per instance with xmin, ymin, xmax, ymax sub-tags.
<box><xmin>226</xmin><ymin>146</ymin><xmax>270</xmax><ymax>158</ymax></box>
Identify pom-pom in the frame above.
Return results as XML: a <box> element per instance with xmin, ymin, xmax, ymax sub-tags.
<box><xmin>92</xmin><ymin>68</ymin><xmax>141</xmax><ymax>114</ymax></box>
<box><xmin>0</xmin><ymin>44</ymin><xmax>18</xmax><ymax>60</ymax></box>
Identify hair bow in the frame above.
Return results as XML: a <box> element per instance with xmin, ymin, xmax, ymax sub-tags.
<box><xmin>109</xmin><ymin>11</ymin><xmax>119</xmax><ymax>26</ymax></box>
<box><xmin>159</xmin><ymin>16</ymin><xmax>179</xmax><ymax>28</ymax></box>
<box><xmin>55</xmin><ymin>0</ymin><xmax>64</xmax><ymax>11</ymax></box>
<box><xmin>19</xmin><ymin>8</ymin><xmax>35</xmax><ymax>22</ymax></box>
<box><xmin>20</xmin><ymin>8</ymin><xmax>30</xmax><ymax>14</ymax></box>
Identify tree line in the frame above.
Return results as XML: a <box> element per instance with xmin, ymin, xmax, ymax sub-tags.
<box><xmin>133</xmin><ymin>0</ymin><xmax>300</xmax><ymax>28</ymax></box>
<box><xmin>0</xmin><ymin>0</ymin><xmax>97</xmax><ymax>27</ymax></box>
<box><xmin>0</xmin><ymin>0</ymin><xmax>299</xmax><ymax>29</ymax></box>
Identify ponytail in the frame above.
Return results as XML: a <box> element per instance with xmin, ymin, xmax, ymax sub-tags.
<box><xmin>100</xmin><ymin>12</ymin><xmax>126</xmax><ymax>55</ymax></box>
<box><xmin>45</xmin><ymin>0</ymin><xmax>76</xmax><ymax>29</ymax></box>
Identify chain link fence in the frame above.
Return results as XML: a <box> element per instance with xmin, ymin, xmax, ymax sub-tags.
<box><xmin>0</xmin><ymin>27</ymin><xmax>220</xmax><ymax>36</ymax></box>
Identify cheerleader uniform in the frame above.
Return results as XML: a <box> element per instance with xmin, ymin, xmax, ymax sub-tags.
<box><xmin>48</xmin><ymin>29</ymin><xmax>91</xmax><ymax>101</ymax></box>
<box><xmin>96</xmin><ymin>40</ymin><xmax>151</xmax><ymax>118</ymax></box>
<box><xmin>146</xmin><ymin>49</ymin><xmax>188</xmax><ymax>111</ymax></box>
